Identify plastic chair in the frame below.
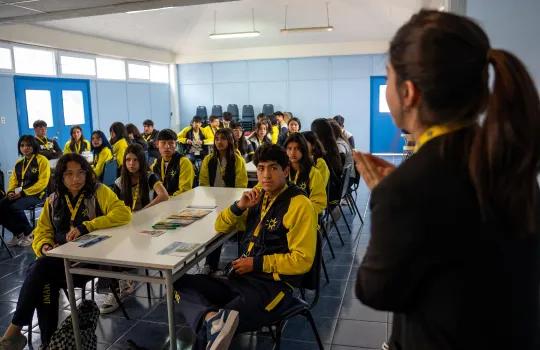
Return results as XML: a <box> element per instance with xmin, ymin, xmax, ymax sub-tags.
<box><xmin>241</xmin><ymin>105</ymin><xmax>255</xmax><ymax>131</ymax></box>
<box><xmin>227</xmin><ymin>104</ymin><xmax>239</xmax><ymax>121</ymax></box>
<box><xmin>211</xmin><ymin>105</ymin><xmax>223</xmax><ymax>117</ymax></box>
<box><xmin>102</xmin><ymin>160</ymin><xmax>118</xmax><ymax>187</ymax></box>
<box><xmin>262</xmin><ymin>104</ymin><xmax>274</xmax><ymax>116</ymax></box>
<box><xmin>196</xmin><ymin>106</ymin><xmax>207</xmax><ymax>119</ymax></box>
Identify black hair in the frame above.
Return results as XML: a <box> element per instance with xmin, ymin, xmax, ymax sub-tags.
<box><xmin>253</xmin><ymin>144</ymin><xmax>289</xmax><ymax>170</ymax></box>
<box><xmin>329</xmin><ymin>119</ymin><xmax>349</xmax><ymax>144</ymax></box>
<box><xmin>288</xmin><ymin>117</ymin><xmax>302</xmax><ymax>130</ymax></box>
<box><xmin>230</xmin><ymin>121</ymin><xmax>242</xmax><ymax>130</ymax></box>
<box><xmin>55</xmin><ymin>153</ymin><xmax>97</xmax><ymax>197</ymax></box>
<box><xmin>69</xmin><ymin>125</ymin><xmax>87</xmax><ymax>153</ymax></box>
<box><xmin>143</xmin><ymin>119</ymin><xmax>154</xmax><ymax>126</ymax></box>
<box><xmin>284</xmin><ymin>132</ymin><xmax>313</xmax><ymax>176</ymax></box>
<box><xmin>126</xmin><ymin>123</ymin><xmax>143</xmax><ymax>141</ymax></box>
<box><xmin>209</xmin><ymin>115</ymin><xmax>219</xmax><ymax>122</ymax></box>
<box><xmin>274</xmin><ymin>111</ymin><xmax>284</xmax><ymax>117</ymax></box>
<box><xmin>311</xmin><ymin>118</ymin><xmax>343</xmax><ymax>176</ymax></box>
<box><xmin>33</xmin><ymin>120</ymin><xmax>47</xmax><ymax>128</ymax></box>
<box><xmin>256</xmin><ymin>113</ymin><xmax>266</xmax><ymax>121</ymax></box>
<box><xmin>109</xmin><ymin>122</ymin><xmax>129</xmax><ymax>145</ymax></box>
<box><xmin>302</xmin><ymin>131</ymin><xmax>326</xmax><ymax>161</ymax></box>
<box><xmin>333</xmin><ymin>115</ymin><xmax>345</xmax><ymax>127</ymax></box>
<box><xmin>268</xmin><ymin>114</ymin><xmax>278</xmax><ymax>126</ymax></box>
<box><xmin>91</xmin><ymin>130</ymin><xmax>113</xmax><ymax>156</ymax></box>
<box><xmin>222</xmin><ymin>112</ymin><xmax>233</xmax><ymax>121</ymax></box>
<box><xmin>120</xmin><ymin>143</ymin><xmax>150</xmax><ymax>210</ymax></box>
<box><xmin>18</xmin><ymin>135</ymin><xmax>40</xmax><ymax>156</ymax></box>
<box><xmin>157</xmin><ymin>128</ymin><xmax>177</xmax><ymax>141</ymax></box>
<box><xmin>192</xmin><ymin>116</ymin><xmax>203</xmax><ymax>124</ymax></box>
<box><xmin>213</xmin><ymin>128</ymin><xmax>237</xmax><ymax>186</ymax></box>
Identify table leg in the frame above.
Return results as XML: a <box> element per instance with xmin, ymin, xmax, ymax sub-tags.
<box><xmin>64</xmin><ymin>259</ymin><xmax>82</xmax><ymax>350</ymax></box>
<box><xmin>165</xmin><ymin>270</ymin><xmax>177</xmax><ymax>350</ymax></box>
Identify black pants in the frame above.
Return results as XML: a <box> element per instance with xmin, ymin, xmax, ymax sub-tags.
<box><xmin>11</xmin><ymin>256</ymin><xmax>92</xmax><ymax>345</ymax></box>
<box><xmin>173</xmin><ymin>274</ymin><xmax>294</xmax><ymax>350</ymax></box>
<box><xmin>0</xmin><ymin>195</ymin><xmax>41</xmax><ymax>237</ymax></box>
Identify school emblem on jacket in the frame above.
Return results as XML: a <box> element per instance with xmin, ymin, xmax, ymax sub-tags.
<box><xmin>298</xmin><ymin>182</ymin><xmax>307</xmax><ymax>191</ymax></box>
<box><xmin>266</xmin><ymin>217</ymin><xmax>278</xmax><ymax>231</ymax></box>
<box><xmin>81</xmin><ymin>208</ymin><xmax>89</xmax><ymax>217</ymax></box>
<box><xmin>169</xmin><ymin>170</ymin><xmax>177</xmax><ymax>177</ymax></box>
<box><xmin>31</xmin><ymin>167</ymin><xmax>38</xmax><ymax>174</ymax></box>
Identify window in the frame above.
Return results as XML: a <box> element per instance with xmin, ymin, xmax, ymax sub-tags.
<box><xmin>25</xmin><ymin>90</ymin><xmax>54</xmax><ymax>128</ymax></box>
<box><xmin>128</xmin><ymin>62</ymin><xmax>150</xmax><ymax>80</ymax></box>
<box><xmin>150</xmin><ymin>64</ymin><xmax>169</xmax><ymax>83</ymax></box>
<box><xmin>379</xmin><ymin>85</ymin><xmax>390</xmax><ymax>113</ymax></box>
<box><xmin>62</xmin><ymin>90</ymin><xmax>85</xmax><ymax>125</ymax></box>
<box><xmin>96</xmin><ymin>57</ymin><xmax>126</xmax><ymax>80</ymax></box>
<box><xmin>14</xmin><ymin>46</ymin><xmax>56</xmax><ymax>76</ymax></box>
<box><xmin>60</xmin><ymin>55</ymin><xmax>96</xmax><ymax>76</ymax></box>
<box><xmin>0</xmin><ymin>47</ymin><xmax>12</xmax><ymax>70</ymax></box>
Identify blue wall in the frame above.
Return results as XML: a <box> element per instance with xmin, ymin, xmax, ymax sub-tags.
<box><xmin>178</xmin><ymin>54</ymin><xmax>388</xmax><ymax>153</ymax></box>
<box><xmin>0</xmin><ymin>73</ymin><xmax>171</xmax><ymax>187</ymax></box>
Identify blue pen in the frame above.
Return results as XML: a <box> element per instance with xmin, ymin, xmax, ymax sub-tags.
<box><xmin>79</xmin><ymin>235</ymin><xmax>110</xmax><ymax>248</ymax></box>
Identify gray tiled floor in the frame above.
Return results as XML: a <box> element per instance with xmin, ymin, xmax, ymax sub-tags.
<box><xmin>0</xmin><ymin>182</ymin><xmax>390</xmax><ymax>349</ymax></box>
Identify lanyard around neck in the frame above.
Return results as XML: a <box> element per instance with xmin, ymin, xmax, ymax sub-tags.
<box><xmin>37</xmin><ymin>137</ymin><xmax>48</xmax><ymax>145</ymax></box>
<box><xmin>65</xmin><ymin>194</ymin><xmax>84</xmax><ymax>226</ymax></box>
<box><xmin>414</xmin><ymin>122</ymin><xmax>470</xmax><ymax>153</ymax></box>
<box><xmin>19</xmin><ymin>155</ymin><xmax>35</xmax><ymax>186</ymax></box>
<box><xmin>74</xmin><ymin>141</ymin><xmax>81</xmax><ymax>154</ymax></box>
<box><xmin>160</xmin><ymin>158</ymin><xmax>168</xmax><ymax>181</ymax></box>
<box><xmin>288</xmin><ymin>168</ymin><xmax>300</xmax><ymax>184</ymax></box>
<box><xmin>131</xmin><ymin>182</ymin><xmax>140</xmax><ymax>211</ymax></box>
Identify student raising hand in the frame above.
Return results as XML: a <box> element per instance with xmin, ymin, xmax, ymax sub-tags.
<box><xmin>236</xmin><ymin>187</ymin><xmax>261</xmax><ymax>210</ymax></box>
<box><xmin>353</xmin><ymin>151</ymin><xmax>396</xmax><ymax>190</ymax></box>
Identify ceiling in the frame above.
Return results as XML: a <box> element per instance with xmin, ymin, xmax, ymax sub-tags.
<box><xmin>0</xmin><ymin>0</ymin><xmax>446</xmax><ymax>61</ymax></box>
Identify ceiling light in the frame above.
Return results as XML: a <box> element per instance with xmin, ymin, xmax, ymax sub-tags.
<box><xmin>126</xmin><ymin>6</ymin><xmax>174</xmax><ymax>14</ymax></box>
<box><xmin>281</xmin><ymin>2</ymin><xmax>334</xmax><ymax>34</ymax></box>
<box><xmin>209</xmin><ymin>8</ymin><xmax>260</xmax><ymax>39</ymax></box>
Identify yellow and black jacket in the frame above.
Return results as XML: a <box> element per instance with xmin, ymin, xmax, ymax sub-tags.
<box><xmin>215</xmin><ymin>184</ymin><xmax>317</xmax><ymax>287</ymax></box>
<box><xmin>289</xmin><ymin>165</ymin><xmax>327</xmax><ymax>214</ymax></box>
<box><xmin>177</xmin><ymin>126</ymin><xmax>209</xmax><ymax>154</ymax></box>
<box><xmin>112</xmin><ymin>138</ymin><xmax>129</xmax><ymax>168</ymax></box>
<box><xmin>271</xmin><ymin>125</ymin><xmax>279</xmax><ymax>144</ymax></box>
<box><xmin>151</xmin><ymin>152</ymin><xmax>195</xmax><ymax>196</ymax></box>
<box><xmin>63</xmin><ymin>139</ymin><xmax>91</xmax><ymax>154</ymax></box>
<box><xmin>314</xmin><ymin>157</ymin><xmax>330</xmax><ymax>187</ymax></box>
<box><xmin>8</xmin><ymin>154</ymin><xmax>50</xmax><ymax>199</ymax></box>
<box><xmin>32</xmin><ymin>183</ymin><xmax>131</xmax><ymax>257</ymax></box>
<box><xmin>199</xmin><ymin>153</ymin><xmax>248</xmax><ymax>188</ymax></box>
<box><xmin>36</xmin><ymin>136</ymin><xmax>62</xmax><ymax>160</ymax></box>
<box><xmin>92</xmin><ymin>146</ymin><xmax>113</xmax><ymax>179</ymax></box>
<box><xmin>202</xmin><ymin>125</ymin><xmax>220</xmax><ymax>143</ymax></box>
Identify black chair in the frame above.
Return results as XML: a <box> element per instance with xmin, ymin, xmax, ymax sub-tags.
<box><xmin>241</xmin><ymin>105</ymin><xmax>255</xmax><ymax>131</ymax></box>
<box><xmin>196</xmin><ymin>106</ymin><xmax>208</xmax><ymax>119</ymax></box>
<box><xmin>262</xmin><ymin>104</ymin><xmax>274</xmax><ymax>116</ymax></box>
<box><xmin>227</xmin><ymin>104</ymin><xmax>239</xmax><ymax>121</ymax></box>
<box><xmin>212</xmin><ymin>105</ymin><xmax>223</xmax><ymax>117</ymax></box>
<box><xmin>102</xmin><ymin>159</ymin><xmax>117</xmax><ymax>187</ymax></box>
<box><xmin>0</xmin><ymin>170</ymin><xmax>13</xmax><ymax>258</ymax></box>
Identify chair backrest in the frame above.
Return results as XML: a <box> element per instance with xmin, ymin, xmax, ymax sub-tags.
<box><xmin>340</xmin><ymin>165</ymin><xmax>353</xmax><ymax>199</ymax></box>
<box><xmin>102</xmin><ymin>160</ymin><xmax>117</xmax><ymax>187</ymax></box>
<box><xmin>211</xmin><ymin>105</ymin><xmax>223</xmax><ymax>117</ymax></box>
<box><xmin>262</xmin><ymin>104</ymin><xmax>274</xmax><ymax>116</ymax></box>
<box><xmin>301</xmin><ymin>229</ymin><xmax>322</xmax><ymax>298</ymax></box>
<box><xmin>227</xmin><ymin>104</ymin><xmax>239</xmax><ymax>120</ymax></box>
<box><xmin>196</xmin><ymin>106</ymin><xmax>207</xmax><ymax>118</ymax></box>
<box><xmin>242</xmin><ymin>105</ymin><xmax>255</xmax><ymax>119</ymax></box>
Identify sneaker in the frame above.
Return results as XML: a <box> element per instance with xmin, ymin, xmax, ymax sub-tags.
<box><xmin>18</xmin><ymin>235</ymin><xmax>33</xmax><ymax>247</ymax></box>
<box><xmin>6</xmin><ymin>234</ymin><xmax>22</xmax><ymax>247</ymax></box>
<box><xmin>119</xmin><ymin>280</ymin><xmax>136</xmax><ymax>297</ymax></box>
<box><xmin>205</xmin><ymin>309</ymin><xmax>239</xmax><ymax>350</ymax></box>
<box><xmin>99</xmin><ymin>293</ymin><xmax>120</xmax><ymax>314</ymax></box>
<box><xmin>0</xmin><ymin>333</ymin><xmax>27</xmax><ymax>350</ymax></box>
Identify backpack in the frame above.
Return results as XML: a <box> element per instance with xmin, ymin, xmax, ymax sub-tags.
<box><xmin>47</xmin><ymin>300</ymin><xmax>99</xmax><ymax>350</ymax></box>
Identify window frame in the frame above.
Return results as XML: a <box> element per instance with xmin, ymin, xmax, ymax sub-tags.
<box><xmin>58</xmin><ymin>51</ymin><xmax>97</xmax><ymax>78</ymax></box>
<box><xmin>127</xmin><ymin>60</ymin><xmax>151</xmax><ymax>81</ymax></box>
<box><xmin>13</xmin><ymin>44</ymin><xmax>57</xmax><ymax>77</ymax></box>
<box><xmin>95</xmin><ymin>56</ymin><xmax>127</xmax><ymax>81</ymax></box>
<box><xmin>0</xmin><ymin>43</ymin><xmax>14</xmax><ymax>73</ymax></box>
<box><xmin>150</xmin><ymin>63</ymin><xmax>169</xmax><ymax>84</ymax></box>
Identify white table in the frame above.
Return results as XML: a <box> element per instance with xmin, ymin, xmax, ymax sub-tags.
<box><xmin>246</xmin><ymin>161</ymin><xmax>257</xmax><ymax>182</ymax></box>
<box><xmin>48</xmin><ymin>186</ymin><xmax>247</xmax><ymax>350</ymax></box>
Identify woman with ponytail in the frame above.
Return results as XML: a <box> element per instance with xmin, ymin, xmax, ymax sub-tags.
<box><xmin>354</xmin><ymin>10</ymin><xmax>540</xmax><ymax>350</ymax></box>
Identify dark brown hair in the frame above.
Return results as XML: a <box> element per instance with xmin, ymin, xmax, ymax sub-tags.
<box><xmin>311</xmin><ymin>118</ymin><xmax>343</xmax><ymax>177</ymax></box>
<box><xmin>284</xmin><ymin>132</ymin><xmax>313</xmax><ymax>178</ymax></box>
<box><xmin>302</xmin><ymin>131</ymin><xmax>326</xmax><ymax>161</ymax></box>
<box><xmin>211</xmin><ymin>128</ymin><xmax>237</xmax><ymax>186</ymax></box>
<box><xmin>69</xmin><ymin>125</ymin><xmax>87</xmax><ymax>153</ymax></box>
<box><xmin>120</xmin><ymin>143</ymin><xmax>150</xmax><ymax>210</ymax></box>
<box><xmin>391</xmin><ymin>10</ymin><xmax>540</xmax><ymax>235</ymax></box>
<box><xmin>55</xmin><ymin>153</ymin><xmax>97</xmax><ymax>197</ymax></box>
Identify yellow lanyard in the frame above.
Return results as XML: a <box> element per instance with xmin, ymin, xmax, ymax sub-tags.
<box><xmin>74</xmin><ymin>141</ymin><xmax>81</xmax><ymax>154</ymax></box>
<box><xmin>160</xmin><ymin>158</ymin><xmax>168</xmax><ymax>181</ymax></box>
<box><xmin>37</xmin><ymin>137</ymin><xmax>48</xmax><ymax>146</ymax></box>
<box><xmin>246</xmin><ymin>185</ymin><xmax>288</xmax><ymax>255</ymax></box>
<box><xmin>414</xmin><ymin>122</ymin><xmax>470</xmax><ymax>153</ymax></box>
<box><xmin>143</xmin><ymin>133</ymin><xmax>151</xmax><ymax>142</ymax></box>
<box><xmin>65</xmin><ymin>194</ymin><xmax>84</xmax><ymax>226</ymax></box>
<box><xmin>131</xmin><ymin>183</ymin><xmax>140</xmax><ymax>211</ymax></box>
<box><xmin>19</xmin><ymin>155</ymin><xmax>35</xmax><ymax>187</ymax></box>
<box><xmin>288</xmin><ymin>169</ymin><xmax>300</xmax><ymax>184</ymax></box>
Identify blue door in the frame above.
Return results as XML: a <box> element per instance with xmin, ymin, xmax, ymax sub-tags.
<box><xmin>370</xmin><ymin>76</ymin><xmax>404</xmax><ymax>153</ymax></box>
<box><xmin>14</xmin><ymin>76</ymin><xmax>93</xmax><ymax>149</ymax></box>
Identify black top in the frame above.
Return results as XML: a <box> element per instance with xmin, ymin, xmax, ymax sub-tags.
<box><xmin>356</xmin><ymin>129</ymin><xmax>540</xmax><ymax>350</ymax></box>
<box><xmin>143</xmin><ymin>129</ymin><xmax>160</xmax><ymax>159</ymax></box>
<box><xmin>36</xmin><ymin>136</ymin><xmax>62</xmax><ymax>160</ymax></box>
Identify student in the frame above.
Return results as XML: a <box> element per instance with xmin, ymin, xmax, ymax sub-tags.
<box><xmin>311</xmin><ymin>118</ymin><xmax>343</xmax><ymax>178</ymax></box>
<box><xmin>274</xmin><ymin>111</ymin><xmax>288</xmax><ymax>138</ymax></box>
<box><xmin>278</xmin><ymin>117</ymin><xmax>302</xmax><ymax>146</ymax></box>
<box><xmin>173</xmin><ymin>144</ymin><xmax>317</xmax><ymax>350</ymax></box>
<box><xmin>0</xmin><ymin>153</ymin><xmax>131</xmax><ymax>349</ymax></box>
<box><xmin>231</xmin><ymin>121</ymin><xmax>254</xmax><ymax>162</ymax></box>
<box><xmin>248</xmin><ymin>121</ymin><xmax>272</xmax><ymax>150</ymax></box>
<box><xmin>126</xmin><ymin>123</ymin><xmax>148</xmax><ymax>152</ymax></box>
<box><xmin>354</xmin><ymin>10</ymin><xmax>540</xmax><ymax>350</ymax></box>
<box><xmin>221</xmin><ymin>112</ymin><xmax>233</xmax><ymax>129</ymax></box>
<box><xmin>151</xmin><ymin>129</ymin><xmax>195</xmax><ymax>196</ymax></box>
<box><xmin>109</xmin><ymin>122</ymin><xmax>130</xmax><ymax>169</ymax></box>
<box><xmin>199</xmin><ymin>128</ymin><xmax>248</xmax><ymax>188</ymax></box>
<box><xmin>142</xmin><ymin>119</ymin><xmax>160</xmax><ymax>161</ymax></box>
<box><xmin>302</xmin><ymin>131</ymin><xmax>330</xmax><ymax>187</ymax></box>
<box><xmin>63</xmin><ymin>125</ymin><xmax>90</xmax><ymax>154</ymax></box>
<box><xmin>33</xmin><ymin>120</ymin><xmax>62</xmax><ymax>160</ymax></box>
<box><xmin>329</xmin><ymin>119</ymin><xmax>354</xmax><ymax>171</ymax></box>
<box><xmin>177</xmin><ymin>116</ymin><xmax>208</xmax><ymax>163</ymax></box>
<box><xmin>268</xmin><ymin>114</ymin><xmax>280</xmax><ymax>144</ymax></box>
<box><xmin>284</xmin><ymin>133</ymin><xmax>326</xmax><ymax>214</ymax></box>
<box><xmin>333</xmin><ymin>115</ymin><xmax>355</xmax><ymax>149</ymax></box>
<box><xmin>202</xmin><ymin>115</ymin><xmax>221</xmax><ymax>143</ymax></box>
<box><xmin>90</xmin><ymin>130</ymin><xmax>113</xmax><ymax>180</ymax></box>
<box><xmin>1</xmin><ymin>135</ymin><xmax>50</xmax><ymax>247</ymax></box>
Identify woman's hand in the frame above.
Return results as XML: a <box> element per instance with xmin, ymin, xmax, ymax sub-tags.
<box><xmin>353</xmin><ymin>151</ymin><xmax>396</xmax><ymax>190</ymax></box>
<box><xmin>232</xmin><ymin>257</ymin><xmax>254</xmax><ymax>275</ymax></box>
<box><xmin>41</xmin><ymin>244</ymin><xmax>53</xmax><ymax>255</ymax></box>
<box><xmin>66</xmin><ymin>227</ymin><xmax>81</xmax><ymax>242</ymax></box>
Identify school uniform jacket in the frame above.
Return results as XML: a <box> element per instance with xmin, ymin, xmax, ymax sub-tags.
<box><xmin>111</xmin><ymin>138</ymin><xmax>129</xmax><ymax>167</ymax></box>
<box><xmin>289</xmin><ymin>165</ymin><xmax>327</xmax><ymax>215</ymax></box>
<box><xmin>92</xmin><ymin>147</ymin><xmax>113</xmax><ymax>178</ymax></box>
<box><xmin>113</xmin><ymin>172</ymin><xmax>161</xmax><ymax>211</ymax></box>
<box><xmin>248</xmin><ymin>134</ymin><xmax>271</xmax><ymax>150</ymax></box>
<box><xmin>271</xmin><ymin>125</ymin><xmax>279</xmax><ymax>144</ymax></box>
<box><xmin>7</xmin><ymin>154</ymin><xmax>50</xmax><ymax>199</ymax></box>
<box><xmin>32</xmin><ymin>183</ymin><xmax>131</xmax><ymax>257</ymax></box>
<box><xmin>177</xmin><ymin>126</ymin><xmax>208</xmax><ymax>151</ymax></box>
<box><xmin>199</xmin><ymin>153</ymin><xmax>248</xmax><ymax>188</ymax></box>
<box><xmin>63</xmin><ymin>139</ymin><xmax>91</xmax><ymax>154</ymax></box>
<box><xmin>143</xmin><ymin>129</ymin><xmax>160</xmax><ymax>159</ymax></box>
<box><xmin>237</xmin><ymin>137</ymin><xmax>255</xmax><ymax>162</ymax></box>
<box><xmin>215</xmin><ymin>184</ymin><xmax>317</xmax><ymax>287</ymax></box>
<box><xmin>202</xmin><ymin>125</ymin><xmax>220</xmax><ymax>143</ymax></box>
<box><xmin>314</xmin><ymin>157</ymin><xmax>330</xmax><ymax>187</ymax></box>
<box><xmin>35</xmin><ymin>136</ymin><xmax>62</xmax><ymax>160</ymax></box>
<box><xmin>356</xmin><ymin>129</ymin><xmax>540</xmax><ymax>350</ymax></box>
<box><xmin>151</xmin><ymin>152</ymin><xmax>195</xmax><ymax>196</ymax></box>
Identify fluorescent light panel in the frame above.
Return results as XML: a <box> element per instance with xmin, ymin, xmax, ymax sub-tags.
<box><xmin>209</xmin><ymin>31</ymin><xmax>261</xmax><ymax>39</ymax></box>
<box><xmin>126</xmin><ymin>6</ymin><xmax>173</xmax><ymax>14</ymax></box>
<box><xmin>280</xmin><ymin>26</ymin><xmax>334</xmax><ymax>33</ymax></box>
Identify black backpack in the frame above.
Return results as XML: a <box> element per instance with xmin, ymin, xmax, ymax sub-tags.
<box><xmin>47</xmin><ymin>300</ymin><xmax>99</xmax><ymax>350</ymax></box>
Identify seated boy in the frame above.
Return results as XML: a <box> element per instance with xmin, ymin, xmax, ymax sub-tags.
<box><xmin>173</xmin><ymin>144</ymin><xmax>317</xmax><ymax>350</ymax></box>
<box><xmin>151</xmin><ymin>129</ymin><xmax>195</xmax><ymax>196</ymax></box>
<box><xmin>177</xmin><ymin>116</ymin><xmax>208</xmax><ymax>163</ymax></box>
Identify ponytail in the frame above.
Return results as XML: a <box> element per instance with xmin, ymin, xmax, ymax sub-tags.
<box><xmin>469</xmin><ymin>49</ymin><xmax>540</xmax><ymax>236</ymax></box>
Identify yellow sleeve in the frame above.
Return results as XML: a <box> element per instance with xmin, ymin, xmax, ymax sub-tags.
<box><xmin>92</xmin><ymin>147</ymin><xmax>113</xmax><ymax>177</ymax></box>
<box><xmin>262</xmin><ymin>195</ymin><xmax>317</xmax><ymax>275</ymax></box>
<box><xmin>198</xmin><ymin>155</ymin><xmax>211</xmax><ymax>187</ymax></box>
<box><xmin>32</xmin><ymin>196</ymin><xmax>55</xmax><ymax>257</ymax></box>
<box><xmin>235</xmin><ymin>154</ymin><xmax>248</xmax><ymax>188</ymax></box>
<box><xmin>202</xmin><ymin>126</ymin><xmax>214</xmax><ymax>144</ymax></box>
<box><xmin>177</xmin><ymin>126</ymin><xmax>191</xmax><ymax>144</ymax></box>
<box><xmin>84</xmin><ymin>140</ymin><xmax>91</xmax><ymax>151</ymax></box>
<box><xmin>7</xmin><ymin>161</ymin><xmax>20</xmax><ymax>192</ymax></box>
<box><xmin>316</xmin><ymin>158</ymin><xmax>330</xmax><ymax>187</ymax></box>
<box><xmin>113</xmin><ymin>139</ymin><xmax>128</xmax><ymax>167</ymax></box>
<box><xmin>173</xmin><ymin>156</ymin><xmax>195</xmax><ymax>196</ymax></box>
<box><xmin>23</xmin><ymin>155</ymin><xmax>50</xmax><ymax>197</ymax></box>
<box><xmin>63</xmin><ymin>141</ymin><xmax>71</xmax><ymax>154</ymax></box>
<box><xmin>215</xmin><ymin>205</ymin><xmax>247</xmax><ymax>234</ymax></box>
<box><xmin>309</xmin><ymin>167</ymin><xmax>327</xmax><ymax>214</ymax></box>
<box><xmin>271</xmin><ymin>126</ymin><xmax>279</xmax><ymax>144</ymax></box>
<box><xmin>81</xmin><ymin>184</ymin><xmax>131</xmax><ymax>232</ymax></box>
